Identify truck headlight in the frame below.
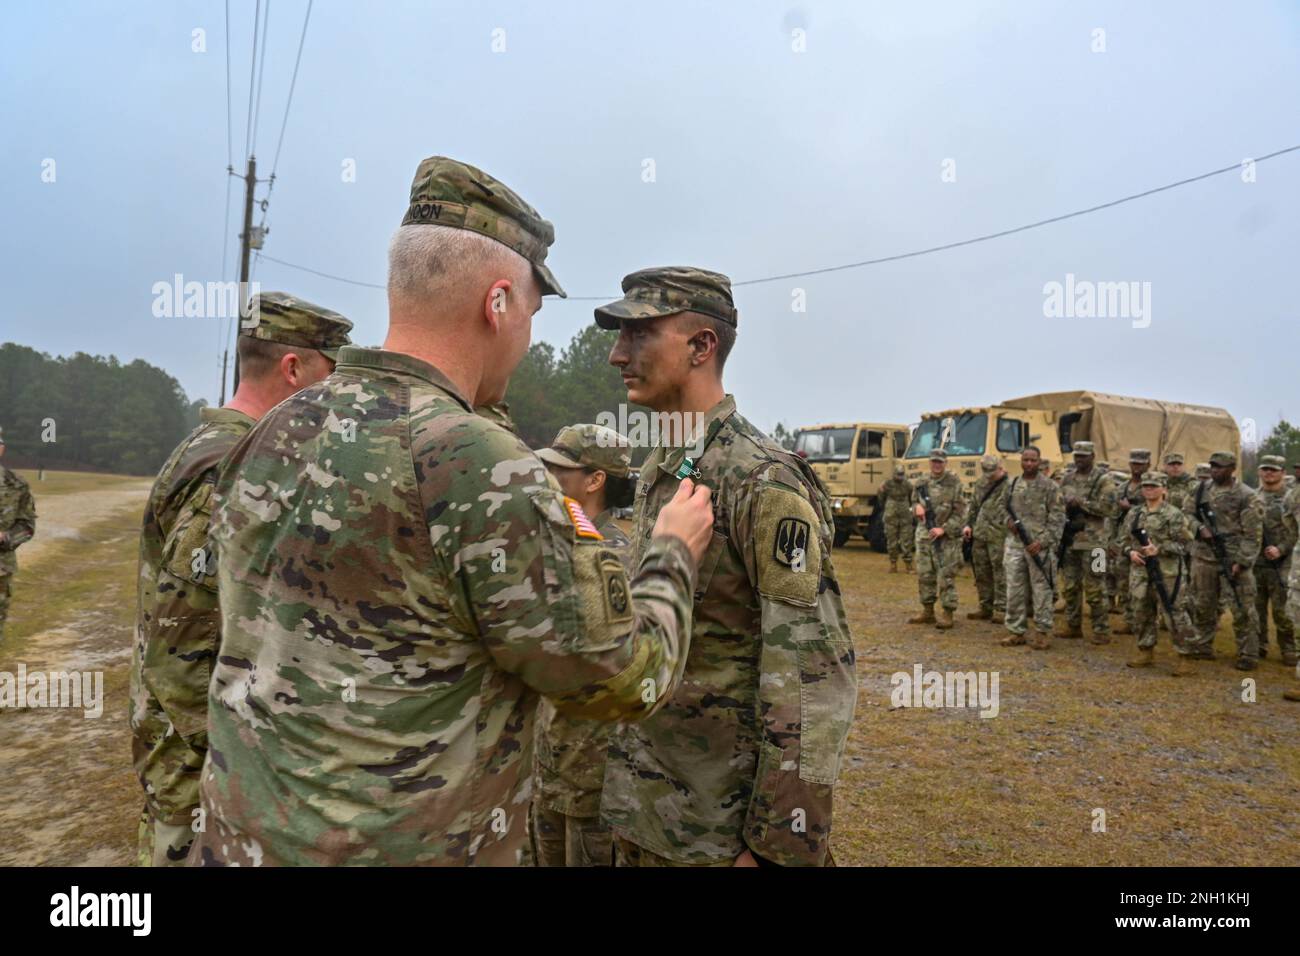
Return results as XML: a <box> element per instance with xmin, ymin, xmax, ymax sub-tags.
<box><xmin>832</xmin><ymin>498</ymin><xmax>845</xmax><ymax>511</ymax></box>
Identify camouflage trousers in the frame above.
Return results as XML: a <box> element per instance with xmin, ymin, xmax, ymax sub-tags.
<box><xmin>530</xmin><ymin>802</ymin><xmax>613</xmax><ymax>867</ymax></box>
<box><xmin>1004</xmin><ymin>542</ymin><xmax>1055</xmax><ymax>636</ymax></box>
<box><xmin>135</xmin><ymin>804</ymin><xmax>196</xmax><ymax>867</ymax></box>
<box><xmin>1254</xmin><ymin>561</ymin><xmax>1295</xmax><ymax>654</ymax></box>
<box><xmin>885</xmin><ymin>510</ymin><xmax>914</xmax><ymax>564</ymax></box>
<box><xmin>1111</xmin><ymin>550</ymin><xmax>1133</xmax><ymax>626</ymax></box>
<box><xmin>1190</xmin><ymin>558</ymin><xmax>1260</xmax><ymax>661</ymax></box>
<box><xmin>612</xmin><ymin>835</ymin><xmax>834</xmax><ymax>867</ymax></box>
<box><xmin>1061</xmin><ymin>547</ymin><xmax>1109</xmax><ymax>634</ymax></box>
<box><xmin>970</xmin><ymin>534</ymin><xmax>1006</xmax><ymax>614</ymax></box>
<box><xmin>1129</xmin><ymin>565</ymin><xmax>1202</xmax><ymax>653</ymax></box>
<box><xmin>915</xmin><ymin>531</ymin><xmax>959</xmax><ymax>609</ymax></box>
<box><xmin>0</xmin><ymin>571</ymin><xmax>10</xmax><ymax>642</ymax></box>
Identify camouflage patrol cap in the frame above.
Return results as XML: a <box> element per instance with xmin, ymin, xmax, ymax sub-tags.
<box><xmin>242</xmin><ymin>292</ymin><xmax>354</xmax><ymax>360</ymax></box>
<box><xmin>401</xmin><ymin>156</ymin><xmax>566</xmax><ymax>297</ymax></box>
<box><xmin>1209</xmin><ymin>451</ymin><xmax>1236</xmax><ymax>467</ymax></box>
<box><xmin>929</xmin><ymin>449</ymin><xmax>948</xmax><ymax>462</ymax></box>
<box><xmin>535</xmin><ymin>424</ymin><xmax>632</xmax><ymax>478</ymax></box>
<box><xmin>1072</xmin><ymin>441</ymin><xmax>1096</xmax><ymax>457</ymax></box>
<box><xmin>979</xmin><ymin>455</ymin><xmax>998</xmax><ymax>472</ymax></box>
<box><xmin>1097</xmin><ymin>461</ymin><xmax>1110</xmax><ymax>471</ymax></box>
<box><xmin>1140</xmin><ymin>471</ymin><xmax>1166</xmax><ymax>488</ymax></box>
<box><xmin>1195</xmin><ymin>462</ymin><xmax>1211</xmax><ymax>478</ymax></box>
<box><xmin>594</xmin><ymin>266</ymin><xmax>737</xmax><ymax>330</ymax></box>
<box><xmin>1163</xmin><ymin>451</ymin><xmax>1184</xmax><ymax>465</ymax></box>
<box><xmin>894</xmin><ymin>464</ymin><xmax>905</xmax><ymax>477</ymax></box>
<box><xmin>1259</xmin><ymin>454</ymin><xmax>1286</xmax><ymax>470</ymax></box>
<box><xmin>1129</xmin><ymin>448</ymin><xmax>1152</xmax><ymax>463</ymax></box>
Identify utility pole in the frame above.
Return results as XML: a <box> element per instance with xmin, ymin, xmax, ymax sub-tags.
<box><xmin>230</xmin><ymin>154</ymin><xmax>258</xmax><ymax>396</ymax></box>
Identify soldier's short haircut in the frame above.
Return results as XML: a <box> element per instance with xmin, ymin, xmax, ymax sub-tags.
<box><xmin>603</xmin><ymin>472</ymin><xmax>636</xmax><ymax>510</ymax></box>
<box><xmin>387</xmin><ymin>223</ymin><xmax>528</xmax><ymax>305</ymax></box>
<box><xmin>1023</xmin><ymin>445</ymin><xmax>1042</xmax><ymax>458</ymax></box>
<box><xmin>681</xmin><ymin>312</ymin><xmax>737</xmax><ymax>372</ymax></box>
<box><xmin>237</xmin><ymin>337</ymin><xmax>314</xmax><ymax>380</ymax></box>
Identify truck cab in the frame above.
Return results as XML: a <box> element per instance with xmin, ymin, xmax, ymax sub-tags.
<box><xmin>794</xmin><ymin>421</ymin><xmax>911</xmax><ymax>548</ymax></box>
<box><xmin>903</xmin><ymin>407</ymin><xmax>1063</xmax><ymax>490</ymax></box>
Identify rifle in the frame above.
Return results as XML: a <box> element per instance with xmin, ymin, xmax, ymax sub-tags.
<box><xmin>1132</xmin><ymin>512</ymin><xmax>1177</xmax><ymax>626</ymax></box>
<box><xmin>917</xmin><ymin>483</ymin><xmax>944</xmax><ymax>557</ymax></box>
<box><xmin>1006</xmin><ymin>477</ymin><xmax>1054</xmax><ymax>589</ymax></box>
<box><xmin>1194</xmin><ymin>483</ymin><xmax>1243</xmax><ymax>610</ymax></box>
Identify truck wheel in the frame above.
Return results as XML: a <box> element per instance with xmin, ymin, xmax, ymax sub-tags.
<box><xmin>833</xmin><ymin>525</ymin><xmax>851</xmax><ymax>548</ymax></box>
<box><xmin>866</xmin><ymin>511</ymin><xmax>887</xmax><ymax>553</ymax></box>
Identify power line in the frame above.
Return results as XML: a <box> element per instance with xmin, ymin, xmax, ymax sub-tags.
<box><xmin>270</xmin><ymin>0</ymin><xmax>313</xmax><ymax>184</ymax></box>
<box><xmin>250</xmin><ymin>0</ymin><xmax>272</xmax><ymax>158</ymax></box>
<box><xmin>253</xmin><ymin>144</ymin><xmax>1300</xmax><ymax>298</ymax></box>
<box><xmin>242</xmin><ymin>0</ymin><xmax>261</xmax><ymax>161</ymax></box>
<box><xmin>224</xmin><ymin>0</ymin><xmax>233</xmax><ymax>171</ymax></box>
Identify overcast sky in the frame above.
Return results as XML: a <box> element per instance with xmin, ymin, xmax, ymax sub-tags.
<box><xmin>2</xmin><ymin>0</ymin><xmax>1297</xmax><ymax>438</ymax></box>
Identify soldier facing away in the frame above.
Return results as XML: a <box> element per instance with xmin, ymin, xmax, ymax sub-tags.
<box><xmin>529</xmin><ymin>423</ymin><xmax>637</xmax><ymax>868</ymax></box>
<box><xmin>1253</xmin><ymin>455</ymin><xmax>1296</xmax><ymax>665</ymax></box>
<box><xmin>909</xmin><ymin>449</ymin><xmax>966</xmax><ymax>630</ymax></box>
<box><xmin>599</xmin><ymin>266</ymin><xmax>857</xmax><ymax>867</ymax></box>
<box><xmin>1182</xmin><ymin>450</ymin><xmax>1263</xmax><ymax>670</ymax></box>
<box><xmin>1001</xmin><ymin>446</ymin><xmax>1065</xmax><ymax>650</ymax></box>
<box><xmin>130</xmin><ymin>292</ymin><xmax>353</xmax><ymax>866</ymax></box>
<box><xmin>190</xmin><ymin>157</ymin><xmax>714</xmax><ymax>866</ymax></box>
<box><xmin>1058</xmin><ymin>441</ymin><xmax>1116</xmax><ymax>644</ymax></box>
<box><xmin>1121</xmin><ymin>472</ymin><xmax>1203</xmax><ymax>675</ymax></box>
<box><xmin>0</xmin><ymin>429</ymin><xmax>37</xmax><ymax>645</ymax></box>
<box><xmin>963</xmin><ymin>455</ymin><xmax>1009</xmax><ymax>622</ymax></box>
<box><xmin>880</xmin><ymin>464</ymin><xmax>915</xmax><ymax>573</ymax></box>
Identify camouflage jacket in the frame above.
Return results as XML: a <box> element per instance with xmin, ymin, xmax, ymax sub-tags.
<box><xmin>602</xmin><ymin>395</ymin><xmax>856</xmax><ymax>867</ymax></box>
<box><xmin>878</xmin><ymin>476</ymin><xmax>913</xmax><ymax>514</ymax></box>
<box><xmin>1121</xmin><ymin>501</ymin><xmax>1193</xmax><ymax>579</ymax></box>
<box><xmin>131</xmin><ymin>407</ymin><xmax>253</xmax><ymax>824</ymax></box>
<box><xmin>1109</xmin><ymin>477</ymin><xmax>1146</xmax><ymax>548</ymax></box>
<box><xmin>1286</xmin><ymin>487</ymin><xmax>1300</xmax><ymax>590</ymax></box>
<box><xmin>1165</xmin><ymin>473</ymin><xmax>1197</xmax><ymax>513</ymax></box>
<box><xmin>910</xmin><ymin>471</ymin><xmax>966</xmax><ymax>540</ymax></box>
<box><xmin>1005</xmin><ymin>473</ymin><xmax>1065</xmax><ymax>552</ymax></box>
<box><xmin>193</xmin><ymin>347</ymin><xmax>696</xmax><ymax>867</ymax></box>
<box><xmin>1183</xmin><ymin>478</ymin><xmax>1262</xmax><ymax>568</ymax></box>
<box><xmin>1059</xmin><ymin>466</ymin><xmax>1116</xmax><ymax>552</ymax></box>
<box><xmin>966</xmin><ymin>473</ymin><xmax>1009</xmax><ymax>543</ymax></box>
<box><xmin>1254</xmin><ymin>485</ymin><xmax>1295</xmax><ymax>570</ymax></box>
<box><xmin>534</xmin><ymin>510</ymin><xmax>633</xmax><ymax>817</ymax></box>
<box><xmin>0</xmin><ymin>465</ymin><xmax>36</xmax><ymax>575</ymax></box>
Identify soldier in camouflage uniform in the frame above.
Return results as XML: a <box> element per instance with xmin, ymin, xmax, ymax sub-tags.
<box><xmin>1253</xmin><ymin>455</ymin><xmax>1296</xmax><ymax>665</ymax></box>
<box><xmin>0</xmin><ymin>430</ymin><xmax>37</xmax><ymax>645</ymax></box>
<box><xmin>190</xmin><ymin>158</ymin><xmax>712</xmax><ymax>867</ymax></box>
<box><xmin>962</xmin><ymin>455</ymin><xmax>1009</xmax><ymax>622</ymax></box>
<box><xmin>1183</xmin><ymin>451</ymin><xmax>1264</xmax><ymax>670</ymax></box>
<box><xmin>880</xmin><ymin>465</ymin><xmax>915</xmax><ymax>573</ymax></box>
<box><xmin>1109</xmin><ymin>449</ymin><xmax>1150</xmax><ymax>634</ymax></box>
<box><xmin>529</xmin><ymin>423</ymin><xmax>636</xmax><ymax>867</ymax></box>
<box><xmin>1001</xmin><ymin>446</ymin><xmax>1064</xmax><ymax>650</ymax></box>
<box><xmin>131</xmin><ymin>292</ymin><xmax>352</xmax><ymax>866</ymax></box>
<box><xmin>1162</xmin><ymin>452</ymin><xmax>1196</xmax><ymax>512</ymax></box>
<box><xmin>908</xmin><ymin>449</ymin><xmax>966</xmax><ymax>630</ymax></box>
<box><xmin>1058</xmin><ymin>441</ymin><xmax>1116</xmax><ymax>643</ymax></box>
<box><xmin>598</xmin><ymin>266</ymin><xmax>856</xmax><ymax>867</ymax></box>
<box><xmin>1121</xmin><ymin>472</ymin><xmax>1203</xmax><ymax>674</ymax></box>
<box><xmin>1283</xmin><ymin>485</ymin><xmax>1300</xmax><ymax>701</ymax></box>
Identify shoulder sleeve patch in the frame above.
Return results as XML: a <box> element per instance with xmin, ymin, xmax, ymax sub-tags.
<box><xmin>564</xmin><ymin>496</ymin><xmax>604</xmax><ymax>540</ymax></box>
<box><xmin>754</xmin><ymin>483</ymin><xmax>821</xmax><ymax>607</ymax></box>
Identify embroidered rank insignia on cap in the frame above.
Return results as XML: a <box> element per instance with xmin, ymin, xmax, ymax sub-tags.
<box><xmin>564</xmin><ymin>496</ymin><xmax>603</xmax><ymax>540</ymax></box>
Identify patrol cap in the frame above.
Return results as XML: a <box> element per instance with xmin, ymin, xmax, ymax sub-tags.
<box><xmin>929</xmin><ymin>449</ymin><xmax>948</xmax><ymax>462</ymax></box>
<box><xmin>1259</xmin><ymin>454</ymin><xmax>1285</xmax><ymax>471</ymax></box>
<box><xmin>1209</xmin><ymin>451</ymin><xmax>1236</xmax><ymax>467</ymax></box>
<box><xmin>1097</xmin><ymin>460</ymin><xmax>1110</xmax><ymax>470</ymax></box>
<box><xmin>979</xmin><ymin>455</ymin><xmax>998</xmax><ymax>472</ymax></box>
<box><xmin>1129</xmin><ymin>448</ymin><xmax>1152</xmax><ymax>463</ymax></box>
<box><xmin>534</xmin><ymin>424</ymin><xmax>632</xmax><ymax>478</ymax></box>
<box><xmin>594</xmin><ymin>266</ymin><xmax>737</xmax><ymax>330</ymax></box>
<box><xmin>1072</xmin><ymin>441</ymin><xmax>1096</xmax><ymax>457</ymax></box>
<box><xmin>1140</xmin><ymin>471</ymin><xmax>1166</xmax><ymax>488</ymax></box>
<box><xmin>1195</xmin><ymin>462</ymin><xmax>1211</xmax><ymax>477</ymax></box>
<box><xmin>1163</xmin><ymin>451</ymin><xmax>1184</xmax><ymax>465</ymax></box>
<box><xmin>893</xmin><ymin>464</ymin><xmax>905</xmax><ymax>477</ymax></box>
<box><xmin>400</xmin><ymin>156</ymin><xmax>566</xmax><ymax>297</ymax></box>
<box><xmin>242</xmin><ymin>292</ymin><xmax>354</xmax><ymax>361</ymax></box>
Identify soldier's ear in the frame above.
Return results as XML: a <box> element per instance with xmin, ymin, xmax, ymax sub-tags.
<box><xmin>687</xmin><ymin>326</ymin><xmax>718</xmax><ymax>367</ymax></box>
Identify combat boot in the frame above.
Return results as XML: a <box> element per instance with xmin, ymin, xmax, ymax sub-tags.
<box><xmin>889</xmin><ymin>559</ymin><xmax>898</xmax><ymax>574</ymax></box>
<box><xmin>1000</xmin><ymin>633</ymin><xmax>1027</xmax><ymax>646</ymax></box>
<box><xmin>1056</xmin><ymin>624</ymin><xmax>1084</xmax><ymax>639</ymax></box>
<box><xmin>1113</xmin><ymin>621</ymin><xmax>1133</xmax><ymax>636</ymax></box>
<box><xmin>905</xmin><ymin>562</ymin><xmax>915</xmax><ymax>574</ymax></box>
<box><xmin>935</xmin><ymin>607</ymin><xmax>955</xmax><ymax>630</ymax></box>
<box><xmin>991</xmin><ymin>610</ymin><xmax>1005</xmax><ymax>624</ymax></box>
<box><xmin>1234</xmin><ymin>657</ymin><xmax>1257</xmax><ymax>671</ymax></box>
<box><xmin>1283</xmin><ymin>686</ymin><xmax>1300</xmax><ymax>701</ymax></box>
<box><xmin>1089</xmin><ymin>631</ymin><xmax>1111</xmax><ymax>645</ymax></box>
<box><xmin>966</xmin><ymin>608</ymin><xmax>992</xmax><ymax>621</ymax></box>
<box><xmin>1171</xmin><ymin>656</ymin><xmax>1195</xmax><ymax>677</ymax></box>
<box><xmin>908</xmin><ymin>605</ymin><xmax>935</xmax><ymax>625</ymax></box>
<box><xmin>1030</xmin><ymin>630</ymin><xmax>1051</xmax><ymax>651</ymax></box>
<box><xmin>1282</xmin><ymin>650</ymin><xmax>1298</xmax><ymax>667</ymax></box>
<box><xmin>1126</xmin><ymin>647</ymin><xmax>1155</xmax><ymax>668</ymax></box>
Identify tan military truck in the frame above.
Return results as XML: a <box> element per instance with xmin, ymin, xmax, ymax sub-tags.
<box><xmin>902</xmin><ymin>390</ymin><xmax>1240</xmax><ymax>490</ymax></box>
<box><xmin>794</xmin><ymin>422</ymin><xmax>912</xmax><ymax>549</ymax></box>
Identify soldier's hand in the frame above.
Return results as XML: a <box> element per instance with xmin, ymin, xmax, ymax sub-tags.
<box><xmin>913</xmin><ymin>505</ymin><xmax>925</xmax><ymax>520</ymax></box>
<box><xmin>962</xmin><ymin>526</ymin><xmax>972</xmax><ymax>541</ymax></box>
<box><xmin>733</xmin><ymin>849</ymin><xmax>760</xmax><ymax>867</ymax></box>
<box><xmin>1265</xmin><ymin>545</ymin><xmax>1281</xmax><ymax>561</ymax></box>
<box><xmin>1142</xmin><ymin>543</ymin><xmax>1158</xmax><ymax>558</ymax></box>
<box><xmin>1129</xmin><ymin>550</ymin><xmax>1145</xmax><ymax>566</ymax></box>
<box><xmin>1230</xmin><ymin>563</ymin><xmax>1243</xmax><ymax>578</ymax></box>
<box><xmin>1198</xmin><ymin>527</ymin><xmax>1213</xmax><ymax>541</ymax></box>
<box><xmin>652</xmin><ymin>478</ymin><xmax>714</xmax><ymax>565</ymax></box>
<box><xmin>929</xmin><ymin>527</ymin><xmax>944</xmax><ymax>540</ymax></box>
<box><xmin>1026</xmin><ymin>540</ymin><xmax>1042</xmax><ymax>557</ymax></box>
<box><xmin>1118</xmin><ymin>499</ymin><xmax>1131</xmax><ymax>511</ymax></box>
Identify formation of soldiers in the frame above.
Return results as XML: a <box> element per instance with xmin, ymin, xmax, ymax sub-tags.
<box><xmin>889</xmin><ymin>441</ymin><xmax>1300</xmax><ymax>695</ymax></box>
<box><xmin>126</xmin><ymin>155</ymin><xmax>858</xmax><ymax>867</ymax></box>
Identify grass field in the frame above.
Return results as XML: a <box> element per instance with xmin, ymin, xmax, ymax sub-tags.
<box><xmin>1</xmin><ymin>471</ymin><xmax>1296</xmax><ymax>866</ymax></box>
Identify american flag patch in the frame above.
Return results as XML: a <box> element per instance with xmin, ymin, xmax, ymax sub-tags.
<box><xmin>564</xmin><ymin>497</ymin><xmax>603</xmax><ymax>540</ymax></box>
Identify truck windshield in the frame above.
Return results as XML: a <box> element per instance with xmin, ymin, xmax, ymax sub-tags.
<box><xmin>905</xmin><ymin>413</ymin><xmax>988</xmax><ymax>458</ymax></box>
<box><xmin>795</xmin><ymin>428</ymin><xmax>857</xmax><ymax>462</ymax></box>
